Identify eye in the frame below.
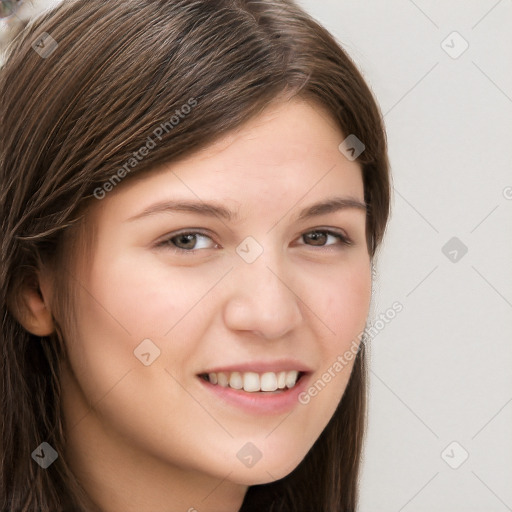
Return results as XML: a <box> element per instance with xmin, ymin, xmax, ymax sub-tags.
<box><xmin>155</xmin><ymin>231</ymin><xmax>217</xmax><ymax>253</ymax></box>
<box><xmin>154</xmin><ymin>228</ymin><xmax>353</xmax><ymax>255</ymax></box>
<box><xmin>298</xmin><ymin>229</ymin><xmax>353</xmax><ymax>248</ymax></box>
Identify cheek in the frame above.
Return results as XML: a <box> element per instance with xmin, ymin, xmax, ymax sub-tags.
<box><xmin>299</xmin><ymin>259</ymin><xmax>371</xmax><ymax>415</ymax></box>
<box><xmin>313</xmin><ymin>258</ymin><xmax>372</xmax><ymax>343</ymax></box>
<box><xmin>62</xmin><ymin>283</ymin><xmax>137</xmax><ymax>404</ymax></box>
<box><xmin>64</xmin><ymin>250</ymin><xmax>217</xmax><ymax>400</ymax></box>
<box><xmin>85</xmin><ymin>249</ymin><xmax>223</xmax><ymax>336</ymax></box>
<box><xmin>61</xmin><ymin>256</ymin><xmax>162</xmax><ymax>402</ymax></box>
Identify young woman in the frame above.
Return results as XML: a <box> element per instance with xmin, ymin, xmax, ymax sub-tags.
<box><xmin>0</xmin><ymin>0</ymin><xmax>391</xmax><ymax>510</ymax></box>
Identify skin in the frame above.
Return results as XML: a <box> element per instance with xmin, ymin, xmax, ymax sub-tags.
<box><xmin>20</xmin><ymin>98</ymin><xmax>371</xmax><ymax>512</ymax></box>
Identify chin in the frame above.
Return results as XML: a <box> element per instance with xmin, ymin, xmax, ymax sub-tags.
<box><xmin>226</xmin><ymin>453</ymin><xmax>306</xmax><ymax>486</ymax></box>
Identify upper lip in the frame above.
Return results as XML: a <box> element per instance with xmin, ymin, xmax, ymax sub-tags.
<box><xmin>198</xmin><ymin>360</ymin><xmax>314</xmax><ymax>375</ymax></box>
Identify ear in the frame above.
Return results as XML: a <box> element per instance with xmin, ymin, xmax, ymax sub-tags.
<box><xmin>10</xmin><ymin>271</ymin><xmax>55</xmax><ymax>336</ymax></box>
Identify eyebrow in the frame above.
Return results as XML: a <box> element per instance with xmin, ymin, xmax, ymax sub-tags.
<box><xmin>126</xmin><ymin>196</ymin><xmax>367</xmax><ymax>223</ymax></box>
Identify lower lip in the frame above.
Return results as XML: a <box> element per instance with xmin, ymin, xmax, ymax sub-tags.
<box><xmin>198</xmin><ymin>374</ymin><xmax>311</xmax><ymax>415</ymax></box>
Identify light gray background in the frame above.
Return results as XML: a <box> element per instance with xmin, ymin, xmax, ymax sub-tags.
<box><xmin>297</xmin><ymin>1</ymin><xmax>512</xmax><ymax>511</ymax></box>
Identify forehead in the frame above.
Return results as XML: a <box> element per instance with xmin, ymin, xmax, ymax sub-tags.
<box><xmin>193</xmin><ymin>97</ymin><xmax>346</xmax><ymax>165</ymax></box>
<box><xmin>89</xmin><ymin>97</ymin><xmax>364</xmax><ymax>225</ymax></box>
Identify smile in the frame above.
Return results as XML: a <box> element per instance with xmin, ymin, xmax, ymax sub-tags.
<box><xmin>200</xmin><ymin>370</ymin><xmax>303</xmax><ymax>392</ymax></box>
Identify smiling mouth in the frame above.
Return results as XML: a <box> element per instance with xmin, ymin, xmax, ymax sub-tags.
<box><xmin>198</xmin><ymin>370</ymin><xmax>305</xmax><ymax>393</ymax></box>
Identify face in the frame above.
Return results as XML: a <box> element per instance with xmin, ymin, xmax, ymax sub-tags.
<box><xmin>58</xmin><ymin>98</ymin><xmax>371</xmax><ymax>495</ymax></box>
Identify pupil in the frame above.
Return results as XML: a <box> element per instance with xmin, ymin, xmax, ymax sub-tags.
<box><xmin>307</xmin><ymin>232</ymin><xmax>326</xmax><ymax>246</ymax></box>
<box><xmin>177</xmin><ymin>234</ymin><xmax>196</xmax><ymax>249</ymax></box>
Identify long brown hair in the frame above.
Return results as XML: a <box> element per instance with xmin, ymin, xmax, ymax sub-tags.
<box><xmin>0</xmin><ymin>1</ymin><xmax>390</xmax><ymax>510</ymax></box>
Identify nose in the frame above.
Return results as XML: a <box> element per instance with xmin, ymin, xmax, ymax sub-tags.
<box><xmin>222</xmin><ymin>253</ymin><xmax>303</xmax><ymax>340</ymax></box>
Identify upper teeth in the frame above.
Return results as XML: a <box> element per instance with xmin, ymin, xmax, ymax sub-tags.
<box><xmin>206</xmin><ymin>371</ymin><xmax>300</xmax><ymax>392</ymax></box>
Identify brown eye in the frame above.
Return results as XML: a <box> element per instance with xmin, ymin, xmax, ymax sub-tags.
<box><xmin>173</xmin><ymin>233</ymin><xmax>199</xmax><ymax>250</ymax></box>
<box><xmin>301</xmin><ymin>230</ymin><xmax>352</xmax><ymax>248</ymax></box>
<box><xmin>156</xmin><ymin>231</ymin><xmax>217</xmax><ymax>253</ymax></box>
<box><xmin>304</xmin><ymin>231</ymin><xmax>328</xmax><ymax>246</ymax></box>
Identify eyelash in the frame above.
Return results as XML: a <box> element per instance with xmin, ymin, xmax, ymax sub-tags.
<box><xmin>155</xmin><ymin>228</ymin><xmax>353</xmax><ymax>254</ymax></box>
